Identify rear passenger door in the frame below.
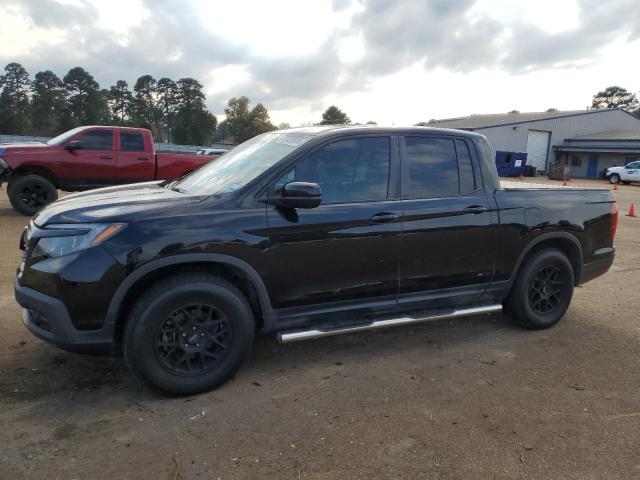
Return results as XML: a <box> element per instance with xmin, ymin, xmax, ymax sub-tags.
<box><xmin>398</xmin><ymin>135</ymin><xmax>497</xmax><ymax>308</ymax></box>
<box><xmin>116</xmin><ymin>129</ymin><xmax>154</xmax><ymax>182</ymax></box>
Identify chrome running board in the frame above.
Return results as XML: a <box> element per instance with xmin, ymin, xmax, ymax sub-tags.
<box><xmin>277</xmin><ymin>304</ymin><xmax>503</xmax><ymax>343</ymax></box>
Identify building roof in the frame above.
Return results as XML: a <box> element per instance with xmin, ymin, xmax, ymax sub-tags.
<box><xmin>565</xmin><ymin>129</ymin><xmax>640</xmax><ymax>141</ymax></box>
<box><xmin>426</xmin><ymin>108</ymin><xmax>637</xmax><ymax>130</ymax></box>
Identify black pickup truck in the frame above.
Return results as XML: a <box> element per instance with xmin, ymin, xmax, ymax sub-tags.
<box><xmin>15</xmin><ymin>126</ymin><xmax>617</xmax><ymax>394</ymax></box>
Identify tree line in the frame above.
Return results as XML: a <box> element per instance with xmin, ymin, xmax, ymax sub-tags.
<box><xmin>0</xmin><ymin>62</ymin><xmax>277</xmax><ymax>145</ymax></box>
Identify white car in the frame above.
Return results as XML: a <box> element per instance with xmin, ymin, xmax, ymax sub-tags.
<box><xmin>195</xmin><ymin>148</ymin><xmax>229</xmax><ymax>157</ymax></box>
<box><xmin>606</xmin><ymin>161</ymin><xmax>640</xmax><ymax>184</ymax></box>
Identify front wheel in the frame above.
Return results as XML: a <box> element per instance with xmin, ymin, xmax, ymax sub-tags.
<box><xmin>123</xmin><ymin>273</ymin><xmax>255</xmax><ymax>395</ymax></box>
<box><xmin>506</xmin><ymin>249</ymin><xmax>575</xmax><ymax>330</ymax></box>
<box><xmin>609</xmin><ymin>174</ymin><xmax>621</xmax><ymax>184</ymax></box>
<box><xmin>8</xmin><ymin>174</ymin><xmax>58</xmax><ymax>216</ymax></box>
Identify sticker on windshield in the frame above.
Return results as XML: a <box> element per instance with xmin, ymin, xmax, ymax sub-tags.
<box><xmin>274</xmin><ymin>134</ymin><xmax>307</xmax><ymax>147</ymax></box>
<box><xmin>225</xmin><ymin>182</ymin><xmax>243</xmax><ymax>192</ymax></box>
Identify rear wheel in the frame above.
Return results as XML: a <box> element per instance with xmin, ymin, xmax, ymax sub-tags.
<box><xmin>506</xmin><ymin>249</ymin><xmax>575</xmax><ymax>330</ymax></box>
<box><xmin>123</xmin><ymin>273</ymin><xmax>255</xmax><ymax>395</ymax></box>
<box><xmin>8</xmin><ymin>174</ymin><xmax>58</xmax><ymax>216</ymax></box>
<box><xmin>609</xmin><ymin>174</ymin><xmax>621</xmax><ymax>184</ymax></box>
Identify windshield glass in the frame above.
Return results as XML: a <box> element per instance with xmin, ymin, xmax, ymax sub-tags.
<box><xmin>46</xmin><ymin>127</ymin><xmax>86</xmax><ymax>146</ymax></box>
<box><xmin>174</xmin><ymin>132</ymin><xmax>315</xmax><ymax>195</ymax></box>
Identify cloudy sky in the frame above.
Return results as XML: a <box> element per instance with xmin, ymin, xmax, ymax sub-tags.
<box><xmin>1</xmin><ymin>0</ymin><xmax>639</xmax><ymax>125</ymax></box>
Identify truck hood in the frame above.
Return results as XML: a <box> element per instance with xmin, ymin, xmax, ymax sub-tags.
<box><xmin>0</xmin><ymin>143</ymin><xmax>48</xmax><ymax>153</ymax></box>
<box><xmin>33</xmin><ymin>181</ymin><xmax>207</xmax><ymax>226</ymax></box>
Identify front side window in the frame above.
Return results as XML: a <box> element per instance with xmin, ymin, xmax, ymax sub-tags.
<box><xmin>278</xmin><ymin>137</ymin><xmax>390</xmax><ymax>204</ymax></box>
<box><xmin>76</xmin><ymin>130</ymin><xmax>114</xmax><ymax>150</ymax></box>
<box><xmin>121</xmin><ymin>131</ymin><xmax>145</xmax><ymax>152</ymax></box>
<box><xmin>404</xmin><ymin>137</ymin><xmax>459</xmax><ymax>198</ymax></box>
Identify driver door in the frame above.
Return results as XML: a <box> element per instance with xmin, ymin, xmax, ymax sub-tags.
<box><xmin>61</xmin><ymin>128</ymin><xmax>119</xmax><ymax>189</ymax></box>
<box><xmin>264</xmin><ymin>135</ymin><xmax>402</xmax><ymax>313</ymax></box>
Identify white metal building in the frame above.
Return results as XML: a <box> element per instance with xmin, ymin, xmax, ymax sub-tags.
<box><xmin>427</xmin><ymin>109</ymin><xmax>640</xmax><ymax>177</ymax></box>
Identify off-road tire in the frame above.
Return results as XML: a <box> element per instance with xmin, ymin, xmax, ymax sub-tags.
<box><xmin>506</xmin><ymin>248</ymin><xmax>575</xmax><ymax>330</ymax></box>
<box><xmin>123</xmin><ymin>272</ymin><xmax>255</xmax><ymax>395</ymax></box>
<box><xmin>8</xmin><ymin>174</ymin><xmax>58</xmax><ymax>216</ymax></box>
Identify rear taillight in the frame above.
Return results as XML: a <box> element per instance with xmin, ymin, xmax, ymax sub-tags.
<box><xmin>610</xmin><ymin>202</ymin><xmax>618</xmax><ymax>243</ymax></box>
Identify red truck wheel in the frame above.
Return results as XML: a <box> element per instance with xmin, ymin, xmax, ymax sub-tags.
<box><xmin>8</xmin><ymin>175</ymin><xmax>58</xmax><ymax>216</ymax></box>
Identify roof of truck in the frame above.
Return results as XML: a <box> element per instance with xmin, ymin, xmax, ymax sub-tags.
<box><xmin>278</xmin><ymin>125</ymin><xmax>484</xmax><ymax>139</ymax></box>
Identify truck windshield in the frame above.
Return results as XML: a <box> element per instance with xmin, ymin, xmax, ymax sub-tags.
<box><xmin>174</xmin><ymin>132</ymin><xmax>315</xmax><ymax>195</ymax></box>
<box><xmin>46</xmin><ymin>127</ymin><xmax>86</xmax><ymax>146</ymax></box>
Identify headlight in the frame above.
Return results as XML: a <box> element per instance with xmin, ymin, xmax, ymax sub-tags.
<box><xmin>32</xmin><ymin>223</ymin><xmax>126</xmax><ymax>258</ymax></box>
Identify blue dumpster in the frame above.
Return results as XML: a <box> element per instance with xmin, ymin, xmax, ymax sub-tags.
<box><xmin>495</xmin><ymin>151</ymin><xmax>528</xmax><ymax>177</ymax></box>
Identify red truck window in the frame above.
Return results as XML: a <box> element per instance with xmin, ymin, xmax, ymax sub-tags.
<box><xmin>121</xmin><ymin>131</ymin><xmax>145</xmax><ymax>152</ymax></box>
<box><xmin>77</xmin><ymin>130</ymin><xmax>114</xmax><ymax>150</ymax></box>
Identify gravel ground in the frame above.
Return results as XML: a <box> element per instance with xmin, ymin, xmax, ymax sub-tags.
<box><xmin>0</xmin><ymin>178</ymin><xmax>639</xmax><ymax>479</ymax></box>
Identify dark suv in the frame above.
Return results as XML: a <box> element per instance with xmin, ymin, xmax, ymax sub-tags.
<box><xmin>15</xmin><ymin>126</ymin><xmax>617</xmax><ymax>394</ymax></box>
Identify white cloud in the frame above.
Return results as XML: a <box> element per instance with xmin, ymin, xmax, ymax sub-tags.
<box><xmin>0</xmin><ymin>0</ymin><xmax>638</xmax><ymax>125</ymax></box>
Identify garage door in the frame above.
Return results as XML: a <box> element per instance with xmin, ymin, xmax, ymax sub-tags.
<box><xmin>526</xmin><ymin>130</ymin><xmax>551</xmax><ymax>172</ymax></box>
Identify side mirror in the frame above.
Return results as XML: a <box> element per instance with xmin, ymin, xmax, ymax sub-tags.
<box><xmin>65</xmin><ymin>140</ymin><xmax>81</xmax><ymax>151</ymax></box>
<box><xmin>276</xmin><ymin>182</ymin><xmax>322</xmax><ymax>209</ymax></box>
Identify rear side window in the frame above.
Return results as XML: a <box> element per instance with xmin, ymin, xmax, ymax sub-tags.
<box><xmin>76</xmin><ymin>130</ymin><xmax>113</xmax><ymax>150</ymax></box>
<box><xmin>404</xmin><ymin>137</ymin><xmax>458</xmax><ymax>198</ymax></box>
<box><xmin>278</xmin><ymin>137</ymin><xmax>390</xmax><ymax>204</ymax></box>
<box><xmin>456</xmin><ymin>139</ymin><xmax>476</xmax><ymax>194</ymax></box>
<box><xmin>121</xmin><ymin>131</ymin><xmax>145</xmax><ymax>152</ymax></box>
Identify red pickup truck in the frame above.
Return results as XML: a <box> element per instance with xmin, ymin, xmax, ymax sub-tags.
<box><xmin>0</xmin><ymin>126</ymin><xmax>213</xmax><ymax>215</ymax></box>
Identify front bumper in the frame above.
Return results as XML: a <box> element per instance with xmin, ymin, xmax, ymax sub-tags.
<box><xmin>15</xmin><ymin>279</ymin><xmax>115</xmax><ymax>355</ymax></box>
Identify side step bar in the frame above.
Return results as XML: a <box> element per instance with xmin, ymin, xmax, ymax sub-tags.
<box><xmin>277</xmin><ymin>304</ymin><xmax>503</xmax><ymax>343</ymax></box>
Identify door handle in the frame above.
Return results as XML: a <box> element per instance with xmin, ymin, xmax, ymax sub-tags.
<box><xmin>370</xmin><ymin>213</ymin><xmax>399</xmax><ymax>223</ymax></box>
<box><xmin>463</xmin><ymin>205</ymin><xmax>488</xmax><ymax>214</ymax></box>
<box><xmin>137</xmin><ymin>157</ymin><xmax>149</xmax><ymax>161</ymax></box>
<box><xmin>100</xmin><ymin>156</ymin><xmax>113</xmax><ymax>160</ymax></box>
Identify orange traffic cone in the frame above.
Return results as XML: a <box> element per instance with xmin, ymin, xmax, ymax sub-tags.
<box><xmin>613</xmin><ymin>182</ymin><xmax>618</xmax><ymax>191</ymax></box>
<box><xmin>627</xmin><ymin>203</ymin><xmax>636</xmax><ymax>217</ymax></box>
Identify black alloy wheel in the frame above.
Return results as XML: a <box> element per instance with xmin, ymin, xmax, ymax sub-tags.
<box><xmin>154</xmin><ymin>304</ymin><xmax>232</xmax><ymax>376</ymax></box>
<box><xmin>528</xmin><ymin>265</ymin><xmax>567</xmax><ymax>316</ymax></box>
<box><xmin>8</xmin><ymin>174</ymin><xmax>58</xmax><ymax>216</ymax></box>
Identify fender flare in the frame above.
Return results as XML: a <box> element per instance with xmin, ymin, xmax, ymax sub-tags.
<box><xmin>104</xmin><ymin>253</ymin><xmax>277</xmax><ymax>335</ymax></box>
<box><xmin>508</xmin><ymin>231</ymin><xmax>583</xmax><ymax>287</ymax></box>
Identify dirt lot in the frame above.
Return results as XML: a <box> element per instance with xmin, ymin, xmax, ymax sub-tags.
<box><xmin>1</xmin><ymin>178</ymin><xmax>639</xmax><ymax>479</ymax></box>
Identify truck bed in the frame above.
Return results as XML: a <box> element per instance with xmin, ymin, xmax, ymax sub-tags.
<box><xmin>499</xmin><ymin>180</ymin><xmax>606</xmax><ymax>191</ymax></box>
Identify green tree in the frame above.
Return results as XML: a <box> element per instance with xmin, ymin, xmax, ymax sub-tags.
<box><xmin>108</xmin><ymin>80</ymin><xmax>132</xmax><ymax>123</ymax></box>
<box><xmin>63</xmin><ymin>67</ymin><xmax>100</xmax><ymax>125</ymax></box>
<box><xmin>319</xmin><ymin>105</ymin><xmax>350</xmax><ymax>125</ymax></box>
<box><xmin>591</xmin><ymin>86</ymin><xmax>639</xmax><ymax>111</ymax></box>
<box><xmin>30</xmin><ymin>70</ymin><xmax>67</xmax><ymax>135</ymax></box>
<box><xmin>131</xmin><ymin>75</ymin><xmax>161</xmax><ymax>136</ymax></box>
<box><xmin>224</xmin><ymin>96</ymin><xmax>275</xmax><ymax>143</ymax></box>
<box><xmin>93</xmin><ymin>88</ymin><xmax>112</xmax><ymax>125</ymax></box>
<box><xmin>172</xmin><ymin>78</ymin><xmax>217</xmax><ymax>145</ymax></box>
<box><xmin>0</xmin><ymin>62</ymin><xmax>31</xmax><ymax>134</ymax></box>
<box><xmin>156</xmin><ymin>77</ymin><xmax>179</xmax><ymax>142</ymax></box>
